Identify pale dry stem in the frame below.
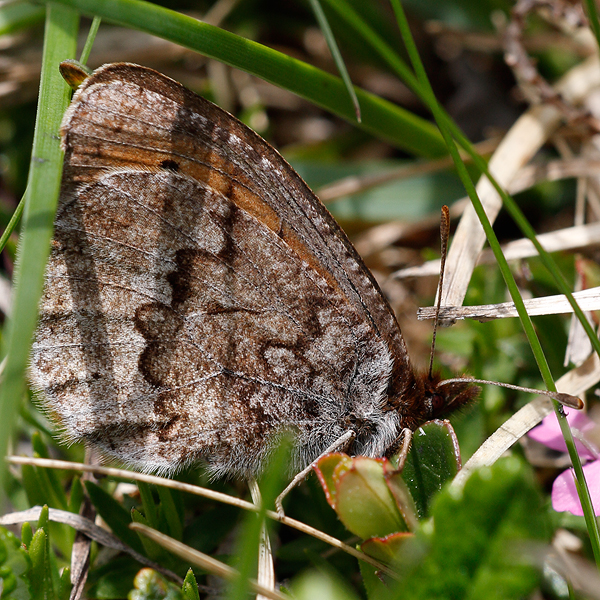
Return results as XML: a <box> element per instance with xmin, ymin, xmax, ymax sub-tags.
<box><xmin>6</xmin><ymin>455</ymin><xmax>398</xmax><ymax>579</ymax></box>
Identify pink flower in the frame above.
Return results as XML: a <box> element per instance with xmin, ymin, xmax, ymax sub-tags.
<box><xmin>528</xmin><ymin>409</ymin><xmax>595</xmax><ymax>459</ymax></box>
<box><xmin>552</xmin><ymin>461</ymin><xmax>600</xmax><ymax>516</ymax></box>
<box><xmin>528</xmin><ymin>409</ymin><xmax>599</xmax><ymax>516</ymax></box>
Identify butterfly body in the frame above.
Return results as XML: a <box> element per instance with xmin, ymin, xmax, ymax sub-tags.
<box><xmin>30</xmin><ymin>63</ymin><xmax>476</xmax><ymax>477</ymax></box>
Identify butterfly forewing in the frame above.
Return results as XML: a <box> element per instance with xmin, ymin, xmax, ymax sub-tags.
<box><xmin>31</xmin><ymin>63</ymin><xmax>419</xmax><ymax>476</ymax></box>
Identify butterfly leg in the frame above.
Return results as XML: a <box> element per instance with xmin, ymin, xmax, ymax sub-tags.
<box><xmin>275</xmin><ymin>430</ymin><xmax>355</xmax><ymax>516</ymax></box>
<box><xmin>393</xmin><ymin>428</ymin><xmax>414</xmax><ymax>472</ymax></box>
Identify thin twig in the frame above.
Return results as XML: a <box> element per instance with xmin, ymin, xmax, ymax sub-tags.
<box><xmin>7</xmin><ymin>455</ymin><xmax>398</xmax><ymax>578</ymax></box>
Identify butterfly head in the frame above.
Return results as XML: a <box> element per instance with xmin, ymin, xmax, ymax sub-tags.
<box><xmin>423</xmin><ymin>372</ymin><xmax>480</xmax><ymax>422</ymax></box>
<box><xmin>391</xmin><ymin>370</ymin><xmax>479</xmax><ymax>433</ymax></box>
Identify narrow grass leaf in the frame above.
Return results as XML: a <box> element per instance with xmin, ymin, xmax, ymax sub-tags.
<box><xmin>0</xmin><ymin>4</ymin><xmax>78</xmax><ymax>496</ymax></box>
<box><xmin>84</xmin><ymin>480</ymin><xmax>145</xmax><ymax>555</ymax></box>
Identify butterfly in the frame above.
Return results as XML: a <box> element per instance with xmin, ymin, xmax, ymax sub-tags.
<box><xmin>30</xmin><ymin>63</ymin><xmax>477</xmax><ymax>478</ymax></box>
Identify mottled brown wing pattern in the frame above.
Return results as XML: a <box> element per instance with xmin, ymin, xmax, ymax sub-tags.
<box><xmin>31</xmin><ymin>63</ymin><xmax>418</xmax><ymax>476</ymax></box>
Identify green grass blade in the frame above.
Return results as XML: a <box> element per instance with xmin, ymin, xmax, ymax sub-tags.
<box><xmin>38</xmin><ymin>0</ymin><xmax>445</xmax><ymax>157</ymax></box>
<box><xmin>390</xmin><ymin>0</ymin><xmax>600</xmax><ymax>569</ymax></box>
<box><xmin>309</xmin><ymin>0</ymin><xmax>361</xmax><ymax>121</ymax></box>
<box><xmin>84</xmin><ymin>480</ymin><xmax>146</xmax><ymax>555</ymax></box>
<box><xmin>321</xmin><ymin>0</ymin><xmax>420</xmax><ymax>96</ymax></box>
<box><xmin>137</xmin><ymin>482</ymin><xmax>159</xmax><ymax>529</ymax></box>
<box><xmin>79</xmin><ymin>15</ymin><xmax>102</xmax><ymax>64</ymax></box>
<box><xmin>0</xmin><ymin>194</ymin><xmax>25</xmax><ymax>255</ymax></box>
<box><xmin>156</xmin><ymin>486</ymin><xmax>183</xmax><ymax>541</ymax></box>
<box><xmin>0</xmin><ymin>1</ymin><xmax>44</xmax><ymax>36</ymax></box>
<box><xmin>0</xmin><ymin>4</ymin><xmax>79</xmax><ymax>495</ymax></box>
<box><xmin>324</xmin><ymin>0</ymin><xmax>600</xmax><ymax>366</ymax></box>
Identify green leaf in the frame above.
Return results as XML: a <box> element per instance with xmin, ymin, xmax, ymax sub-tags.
<box><xmin>84</xmin><ymin>480</ymin><xmax>145</xmax><ymax>555</ymax></box>
<box><xmin>67</xmin><ymin>476</ymin><xmax>84</xmax><ymax>514</ymax></box>
<box><xmin>131</xmin><ymin>509</ymin><xmax>162</xmax><ymax>560</ymax></box>
<box><xmin>181</xmin><ymin>569</ymin><xmax>200</xmax><ymax>600</ymax></box>
<box><xmin>0</xmin><ymin>526</ymin><xmax>32</xmax><ymax>600</ymax></box>
<box><xmin>361</xmin><ymin>532</ymin><xmax>413</xmax><ymax>564</ymax></box>
<box><xmin>308</xmin><ymin>0</ymin><xmax>361</xmax><ymax>121</ymax></box>
<box><xmin>137</xmin><ymin>482</ymin><xmax>159</xmax><ymax>530</ymax></box>
<box><xmin>400</xmin><ymin>420</ymin><xmax>461</xmax><ymax>518</ymax></box>
<box><xmin>0</xmin><ymin>3</ymin><xmax>78</xmax><ymax>493</ymax></box>
<box><xmin>359</xmin><ymin>557</ymin><xmax>389</xmax><ymax>600</ymax></box>
<box><xmin>291</xmin><ymin>569</ymin><xmax>361</xmax><ymax>600</ymax></box>
<box><xmin>183</xmin><ymin>504</ymin><xmax>239</xmax><ymax>556</ymax></box>
<box><xmin>314</xmin><ymin>453</ymin><xmax>353</xmax><ymax>509</ymax></box>
<box><xmin>28</xmin><ymin>528</ymin><xmax>54</xmax><ymax>600</ymax></box>
<box><xmin>21</xmin><ymin>523</ymin><xmax>33</xmax><ymax>549</ymax></box>
<box><xmin>0</xmin><ymin>1</ymin><xmax>44</xmax><ymax>36</ymax></box>
<box><xmin>156</xmin><ymin>486</ymin><xmax>183</xmax><ymax>542</ymax></box>
<box><xmin>384</xmin><ymin>470</ymin><xmax>418</xmax><ymax>531</ymax></box>
<box><xmin>22</xmin><ymin>455</ymin><xmax>74</xmax><ymax>556</ymax></box>
<box><xmin>58</xmin><ymin>567</ymin><xmax>71</xmax><ymax>600</ymax></box>
<box><xmin>36</xmin><ymin>505</ymin><xmax>49</xmax><ymax>531</ymax></box>
<box><xmin>226</xmin><ymin>436</ymin><xmax>292</xmax><ymax>600</ymax></box>
<box><xmin>31</xmin><ymin>434</ymin><xmax>68</xmax><ymax>510</ymax></box>
<box><xmin>128</xmin><ymin>568</ymin><xmax>183</xmax><ymax>600</ymax></box>
<box><xmin>20</xmin><ymin>465</ymin><xmax>45</xmax><ymax>508</ymax></box>
<box><xmin>86</xmin><ymin>556</ymin><xmax>140</xmax><ymax>598</ymax></box>
<box><xmin>334</xmin><ymin>457</ymin><xmax>407</xmax><ymax>539</ymax></box>
<box><xmin>36</xmin><ymin>0</ymin><xmax>445</xmax><ymax>157</ymax></box>
<box><xmin>389</xmin><ymin>457</ymin><xmax>549</xmax><ymax>600</ymax></box>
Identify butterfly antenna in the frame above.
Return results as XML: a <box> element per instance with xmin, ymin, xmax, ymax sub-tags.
<box><xmin>439</xmin><ymin>377</ymin><xmax>584</xmax><ymax>410</ymax></box>
<box><xmin>429</xmin><ymin>205</ymin><xmax>450</xmax><ymax>379</ymax></box>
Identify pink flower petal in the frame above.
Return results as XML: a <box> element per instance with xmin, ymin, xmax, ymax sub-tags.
<box><xmin>528</xmin><ymin>409</ymin><xmax>596</xmax><ymax>458</ymax></box>
<box><xmin>552</xmin><ymin>460</ymin><xmax>600</xmax><ymax>516</ymax></box>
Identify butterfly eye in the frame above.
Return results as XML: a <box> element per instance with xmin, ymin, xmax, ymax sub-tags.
<box><xmin>430</xmin><ymin>393</ymin><xmax>446</xmax><ymax>416</ymax></box>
